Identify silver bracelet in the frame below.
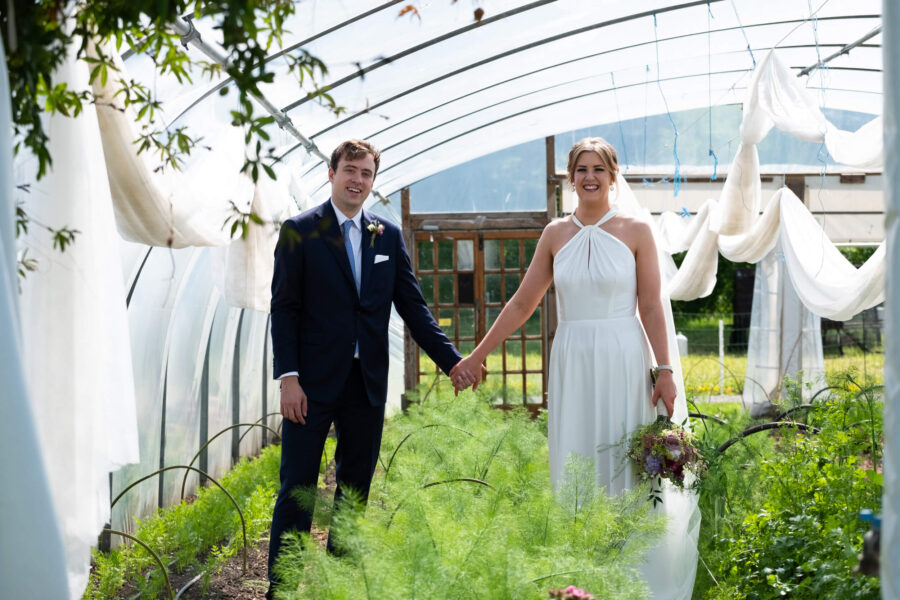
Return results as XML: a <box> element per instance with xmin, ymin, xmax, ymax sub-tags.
<box><xmin>656</xmin><ymin>364</ymin><xmax>674</xmax><ymax>372</ymax></box>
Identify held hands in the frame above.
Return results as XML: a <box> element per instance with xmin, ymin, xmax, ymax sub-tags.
<box><xmin>280</xmin><ymin>376</ymin><xmax>308</xmax><ymax>424</ymax></box>
<box><xmin>449</xmin><ymin>355</ymin><xmax>487</xmax><ymax>396</ymax></box>
<box><xmin>651</xmin><ymin>370</ymin><xmax>677</xmax><ymax>418</ymax></box>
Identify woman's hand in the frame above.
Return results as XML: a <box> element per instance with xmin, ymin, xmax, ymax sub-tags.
<box><xmin>651</xmin><ymin>370</ymin><xmax>677</xmax><ymax>418</ymax></box>
<box><xmin>450</xmin><ymin>355</ymin><xmax>486</xmax><ymax>395</ymax></box>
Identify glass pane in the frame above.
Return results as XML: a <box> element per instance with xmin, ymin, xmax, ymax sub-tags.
<box><xmin>485</xmin><ymin>346</ymin><xmax>503</xmax><ymax>374</ymax></box>
<box><xmin>458</xmin><ymin>273</ymin><xmax>474</xmax><ymax>304</ymax></box>
<box><xmin>503</xmin><ymin>239</ymin><xmax>520</xmax><ymax>269</ymax></box>
<box><xmin>419</xmin><ymin>347</ymin><xmax>437</xmax><ymax>373</ymax></box>
<box><xmin>439</xmin><ymin>308</ymin><xmax>455</xmax><ymax>338</ymax></box>
<box><xmin>438</xmin><ymin>240</ymin><xmax>454</xmax><ymax>270</ymax></box>
<box><xmin>438</xmin><ymin>274</ymin><xmax>455</xmax><ymax>304</ymax></box>
<box><xmin>485</xmin><ymin>274</ymin><xmax>501</xmax><ymax>304</ymax></box>
<box><xmin>417</xmin><ymin>240</ymin><xmax>433</xmax><ymax>271</ymax></box>
<box><xmin>504</xmin><ymin>273</ymin><xmax>521</xmax><ymax>302</ymax></box>
<box><xmin>459</xmin><ymin>307</ymin><xmax>475</xmax><ymax>338</ymax></box>
<box><xmin>504</xmin><ymin>373</ymin><xmax>524</xmax><ymax>403</ymax></box>
<box><xmin>486</xmin><ymin>307</ymin><xmax>501</xmax><ymax>330</ymax></box>
<box><xmin>524</xmin><ymin>239</ymin><xmax>538</xmax><ymax>266</ymax></box>
<box><xmin>419</xmin><ymin>275</ymin><xmax>434</xmax><ymax>305</ymax></box>
<box><xmin>505</xmin><ymin>340</ymin><xmax>523</xmax><ymax>371</ymax></box>
<box><xmin>485</xmin><ymin>372</ymin><xmax>504</xmax><ymax>405</ymax></box>
<box><xmin>526</xmin><ymin>373</ymin><xmax>543</xmax><ymax>404</ymax></box>
<box><xmin>484</xmin><ymin>239</ymin><xmax>500</xmax><ymax>270</ymax></box>
<box><xmin>525</xmin><ymin>305</ymin><xmax>541</xmax><ymax>336</ymax></box>
<box><xmin>458</xmin><ymin>239</ymin><xmax>474</xmax><ymax>270</ymax></box>
<box><xmin>525</xmin><ymin>340</ymin><xmax>543</xmax><ymax>370</ymax></box>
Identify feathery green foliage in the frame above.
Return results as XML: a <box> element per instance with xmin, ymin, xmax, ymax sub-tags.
<box><xmin>273</xmin><ymin>390</ymin><xmax>665</xmax><ymax>600</ymax></box>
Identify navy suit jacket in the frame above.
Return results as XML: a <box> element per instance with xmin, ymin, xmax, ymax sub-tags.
<box><xmin>270</xmin><ymin>200</ymin><xmax>461</xmax><ymax>406</ymax></box>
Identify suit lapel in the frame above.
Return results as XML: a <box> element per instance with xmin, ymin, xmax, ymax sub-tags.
<box><xmin>317</xmin><ymin>201</ymin><xmax>357</xmax><ymax>294</ymax></box>
<box><xmin>360</xmin><ymin>209</ymin><xmax>376</xmax><ymax>294</ymax></box>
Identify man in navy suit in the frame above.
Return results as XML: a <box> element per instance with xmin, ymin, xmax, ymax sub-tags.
<box><xmin>267</xmin><ymin>140</ymin><xmax>478</xmax><ymax>595</ymax></box>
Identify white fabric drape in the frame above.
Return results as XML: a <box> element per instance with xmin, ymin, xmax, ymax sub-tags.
<box><xmin>0</xmin><ymin>32</ymin><xmax>71</xmax><ymax>600</ymax></box>
<box><xmin>15</xmin><ymin>38</ymin><xmax>139</xmax><ymax>598</ymax></box>
<box><xmin>658</xmin><ymin>50</ymin><xmax>885</xmax><ymax>322</ymax></box>
<box><xmin>743</xmin><ymin>248</ymin><xmax>826</xmax><ymax>409</ymax></box>
<box><xmin>881</xmin><ymin>0</ymin><xmax>900</xmax><ymax>596</ymax></box>
<box><xmin>91</xmin><ymin>45</ymin><xmax>288</xmax><ymax>310</ymax></box>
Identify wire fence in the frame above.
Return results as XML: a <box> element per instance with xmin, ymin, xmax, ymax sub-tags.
<box><xmin>672</xmin><ymin>306</ymin><xmax>885</xmax><ymax>357</ymax></box>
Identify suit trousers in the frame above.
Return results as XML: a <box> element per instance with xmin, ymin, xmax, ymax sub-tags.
<box><xmin>267</xmin><ymin>359</ymin><xmax>385</xmax><ymax>582</ymax></box>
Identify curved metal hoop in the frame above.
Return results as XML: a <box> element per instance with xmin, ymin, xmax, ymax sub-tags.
<box><xmin>112</xmin><ymin>465</ymin><xmax>248</xmax><ymax>574</ymax></box>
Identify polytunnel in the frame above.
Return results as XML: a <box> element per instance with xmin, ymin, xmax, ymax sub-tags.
<box><xmin>1</xmin><ymin>0</ymin><xmax>898</xmax><ymax>598</ymax></box>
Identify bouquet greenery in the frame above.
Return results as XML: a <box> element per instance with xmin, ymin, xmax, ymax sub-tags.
<box><xmin>624</xmin><ymin>416</ymin><xmax>706</xmax><ymax>506</ymax></box>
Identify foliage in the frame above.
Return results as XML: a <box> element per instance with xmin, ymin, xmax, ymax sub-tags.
<box><xmin>838</xmin><ymin>246</ymin><xmax>878</xmax><ymax>267</ymax></box>
<box><xmin>84</xmin><ymin>445</ymin><xmax>280</xmax><ymax>599</ymax></box>
<box><xmin>670</xmin><ymin>253</ymin><xmax>754</xmax><ymax>316</ymax></box>
<box><xmin>692</xmin><ymin>374</ymin><xmax>882</xmax><ymax>599</ymax></box>
<box><xmin>273</xmin><ymin>390</ymin><xmax>665</xmax><ymax>599</ymax></box>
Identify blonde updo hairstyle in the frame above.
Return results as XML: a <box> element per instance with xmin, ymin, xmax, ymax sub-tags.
<box><xmin>566</xmin><ymin>137</ymin><xmax>619</xmax><ymax>189</ymax></box>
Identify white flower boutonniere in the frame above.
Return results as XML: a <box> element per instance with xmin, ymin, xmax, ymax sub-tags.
<box><xmin>367</xmin><ymin>220</ymin><xmax>385</xmax><ymax>247</ymax></box>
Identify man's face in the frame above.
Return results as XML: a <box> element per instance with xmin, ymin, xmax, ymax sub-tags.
<box><xmin>329</xmin><ymin>153</ymin><xmax>376</xmax><ymax>217</ymax></box>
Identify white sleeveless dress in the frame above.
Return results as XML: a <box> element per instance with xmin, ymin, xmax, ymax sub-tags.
<box><xmin>548</xmin><ymin>210</ymin><xmax>699</xmax><ymax>600</ymax></box>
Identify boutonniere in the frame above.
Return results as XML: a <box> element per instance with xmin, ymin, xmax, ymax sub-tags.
<box><xmin>367</xmin><ymin>220</ymin><xmax>384</xmax><ymax>247</ymax></box>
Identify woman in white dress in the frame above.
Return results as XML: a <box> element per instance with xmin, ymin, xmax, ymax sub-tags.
<box><xmin>452</xmin><ymin>137</ymin><xmax>698</xmax><ymax>599</ymax></box>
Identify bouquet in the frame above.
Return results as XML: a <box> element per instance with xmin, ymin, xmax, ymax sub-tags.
<box><xmin>624</xmin><ymin>416</ymin><xmax>706</xmax><ymax>506</ymax></box>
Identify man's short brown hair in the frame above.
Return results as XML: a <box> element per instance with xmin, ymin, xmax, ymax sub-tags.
<box><xmin>330</xmin><ymin>140</ymin><xmax>381</xmax><ymax>176</ymax></box>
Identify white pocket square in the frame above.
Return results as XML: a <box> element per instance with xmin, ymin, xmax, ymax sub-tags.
<box><xmin>374</xmin><ymin>254</ymin><xmax>390</xmax><ymax>264</ymax></box>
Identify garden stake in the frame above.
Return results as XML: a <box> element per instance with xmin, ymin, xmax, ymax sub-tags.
<box><xmin>103</xmin><ymin>529</ymin><xmax>175</xmax><ymax>600</ymax></box>
<box><xmin>238</xmin><ymin>412</ymin><xmax>283</xmax><ymax>445</ymax></box>
<box><xmin>180</xmin><ymin>422</ymin><xmax>280</xmax><ymax>500</ymax></box>
<box><xmin>112</xmin><ymin>465</ymin><xmax>248</xmax><ymax>575</ymax></box>
<box><xmin>715</xmin><ymin>422</ymin><xmax>820</xmax><ymax>454</ymax></box>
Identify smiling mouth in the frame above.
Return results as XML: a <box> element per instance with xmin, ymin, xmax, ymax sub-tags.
<box><xmin>583</xmin><ymin>185</ymin><xmax>600</xmax><ymax>191</ymax></box>
<box><xmin>347</xmin><ymin>187</ymin><xmax>362</xmax><ymax>193</ymax></box>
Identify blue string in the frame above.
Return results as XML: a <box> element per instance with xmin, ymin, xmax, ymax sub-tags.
<box><xmin>653</xmin><ymin>13</ymin><xmax>682</xmax><ymax>197</ymax></box>
<box><xmin>707</xmin><ymin>0</ymin><xmax>718</xmax><ymax>181</ymax></box>
<box><xmin>610</xmin><ymin>72</ymin><xmax>630</xmax><ymax>170</ymax></box>
<box><xmin>642</xmin><ymin>64</ymin><xmax>651</xmax><ymax>187</ymax></box>
<box><xmin>680</xmin><ymin>206</ymin><xmax>691</xmax><ymax>218</ymax></box>
<box><xmin>729</xmin><ymin>0</ymin><xmax>756</xmax><ymax>68</ymax></box>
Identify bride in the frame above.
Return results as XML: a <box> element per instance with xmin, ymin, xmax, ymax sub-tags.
<box><xmin>452</xmin><ymin>137</ymin><xmax>699</xmax><ymax>598</ymax></box>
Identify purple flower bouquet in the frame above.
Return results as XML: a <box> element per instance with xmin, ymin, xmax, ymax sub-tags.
<box><xmin>624</xmin><ymin>417</ymin><xmax>706</xmax><ymax>506</ymax></box>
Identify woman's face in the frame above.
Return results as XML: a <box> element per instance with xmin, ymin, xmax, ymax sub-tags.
<box><xmin>572</xmin><ymin>151</ymin><xmax>614</xmax><ymax>201</ymax></box>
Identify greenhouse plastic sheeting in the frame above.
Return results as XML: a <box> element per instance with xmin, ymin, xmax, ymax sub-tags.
<box><xmin>0</xmin><ymin>32</ymin><xmax>70</xmax><ymax>600</ymax></box>
<box><xmin>882</xmin><ymin>0</ymin><xmax>900</xmax><ymax>596</ymax></box>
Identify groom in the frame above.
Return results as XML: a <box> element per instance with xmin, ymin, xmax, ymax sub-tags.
<box><xmin>267</xmin><ymin>140</ymin><xmax>477</xmax><ymax>597</ymax></box>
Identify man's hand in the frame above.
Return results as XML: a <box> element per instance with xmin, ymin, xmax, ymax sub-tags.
<box><xmin>449</xmin><ymin>356</ymin><xmax>487</xmax><ymax>396</ymax></box>
<box><xmin>280</xmin><ymin>376</ymin><xmax>308</xmax><ymax>424</ymax></box>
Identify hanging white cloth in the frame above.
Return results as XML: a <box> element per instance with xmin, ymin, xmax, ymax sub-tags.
<box><xmin>881</xmin><ymin>0</ymin><xmax>900</xmax><ymax>594</ymax></box>
<box><xmin>15</xmin><ymin>36</ymin><xmax>139</xmax><ymax>598</ymax></box>
<box><xmin>90</xmin><ymin>44</ymin><xmax>292</xmax><ymax>310</ymax></box>
<box><xmin>656</xmin><ymin>50</ymin><xmax>885</xmax><ymax>322</ymax></box>
<box><xmin>0</xmin><ymin>32</ymin><xmax>71</xmax><ymax>600</ymax></box>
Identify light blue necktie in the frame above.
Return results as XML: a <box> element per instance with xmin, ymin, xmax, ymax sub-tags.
<box><xmin>342</xmin><ymin>220</ymin><xmax>359</xmax><ymax>293</ymax></box>
<box><xmin>343</xmin><ymin>220</ymin><xmax>360</xmax><ymax>356</ymax></box>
